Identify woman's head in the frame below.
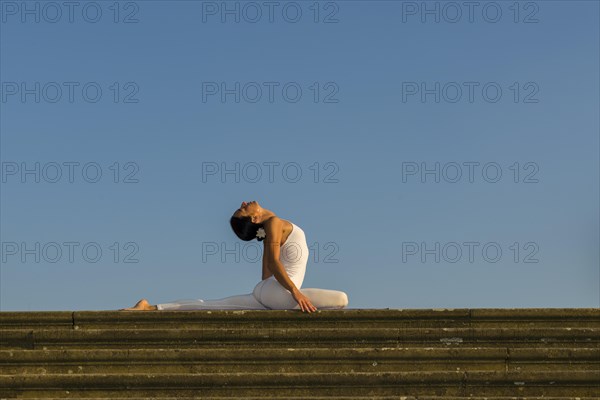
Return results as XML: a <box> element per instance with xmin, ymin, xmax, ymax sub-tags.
<box><xmin>230</xmin><ymin>201</ymin><xmax>265</xmax><ymax>241</ymax></box>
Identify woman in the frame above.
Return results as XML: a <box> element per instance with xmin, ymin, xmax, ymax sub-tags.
<box><xmin>120</xmin><ymin>201</ymin><xmax>349</xmax><ymax>313</ymax></box>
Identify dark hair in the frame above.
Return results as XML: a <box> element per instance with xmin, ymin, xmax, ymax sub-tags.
<box><xmin>230</xmin><ymin>216</ymin><xmax>265</xmax><ymax>242</ymax></box>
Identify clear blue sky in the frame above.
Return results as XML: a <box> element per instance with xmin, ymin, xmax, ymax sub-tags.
<box><xmin>1</xmin><ymin>0</ymin><xmax>598</xmax><ymax>311</ymax></box>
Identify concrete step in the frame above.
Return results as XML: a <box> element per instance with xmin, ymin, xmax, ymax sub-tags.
<box><xmin>1</xmin><ymin>371</ymin><xmax>599</xmax><ymax>397</ymax></box>
<box><xmin>6</xmin><ymin>398</ymin><xmax>598</xmax><ymax>400</ymax></box>
<box><xmin>1</xmin><ymin>309</ymin><xmax>598</xmax><ymax>329</ymax></box>
<box><xmin>1</xmin><ymin>347</ymin><xmax>598</xmax><ymax>374</ymax></box>
<box><xmin>2</xmin><ymin>327</ymin><xmax>597</xmax><ymax>350</ymax></box>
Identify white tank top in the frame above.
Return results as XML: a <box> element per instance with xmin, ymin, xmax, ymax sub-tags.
<box><xmin>269</xmin><ymin>222</ymin><xmax>308</xmax><ymax>288</ymax></box>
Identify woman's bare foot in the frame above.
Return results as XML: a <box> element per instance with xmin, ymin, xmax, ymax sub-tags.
<box><xmin>119</xmin><ymin>298</ymin><xmax>158</xmax><ymax>311</ymax></box>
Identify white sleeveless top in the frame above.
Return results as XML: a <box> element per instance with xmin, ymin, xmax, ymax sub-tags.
<box><xmin>269</xmin><ymin>222</ymin><xmax>308</xmax><ymax>288</ymax></box>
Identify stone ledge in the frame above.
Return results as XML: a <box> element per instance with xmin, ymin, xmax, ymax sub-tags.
<box><xmin>1</xmin><ymin>308</ymin><xmax>598</xmax><ymax>325</ymax></box>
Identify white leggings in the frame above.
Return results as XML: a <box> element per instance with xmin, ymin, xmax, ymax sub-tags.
<box><xmin>156</xmin><ymin>277</ymin><xmax>349</xmax><ymax>310</ymax></box>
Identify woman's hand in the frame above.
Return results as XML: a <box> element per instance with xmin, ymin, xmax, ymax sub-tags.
<box><xmin>292</xmin><ymin>289</ymin><xmax>317</xmax><ymax>313</ymax></box>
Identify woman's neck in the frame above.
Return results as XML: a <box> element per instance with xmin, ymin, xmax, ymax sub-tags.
<box><xmin>258</xmin><ymin>208</ymin><xmax>276</xmax><ymax>223</ymax></box>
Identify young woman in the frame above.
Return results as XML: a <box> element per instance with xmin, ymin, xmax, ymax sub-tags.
<box><xmin>120</xmin><ymin>201</ymin><xmax>349</xmax><ymax>313</ymax></box>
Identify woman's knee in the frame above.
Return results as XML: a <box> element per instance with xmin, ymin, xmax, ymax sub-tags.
<box><xmin>324</xmin><ymin>290</ymin><xmax>348</xmax><ymax>308</ymax></box>
<box><xmin>301</xmin><ymin>288</ymin><xmax>348</xmax><ymax>309</ymax></box>
<box><xmin>335</xmin><ymin>291</ymin><xmax>349</xmax><ymax>308</ymax></box>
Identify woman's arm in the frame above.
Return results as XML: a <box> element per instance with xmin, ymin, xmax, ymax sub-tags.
<box><xmin>262</xmin><ymin>218</ymin><xmax>298</xmax><ymax>293</ymax></box>
<box><xmin>262</xmin><ymin>254</ymin><xmax>274</xmax><ymax>280</ymax></box>
<box><xmin>262</xmin><ymin>218</ymin><xmax>317</xmax><ymax>313</ymax></box>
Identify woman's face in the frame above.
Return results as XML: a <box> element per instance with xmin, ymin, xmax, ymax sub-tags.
<box><xmin>233</xmin><ymin>200</ymin><xmax>259</xmax><ymax>219</ymax></box>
